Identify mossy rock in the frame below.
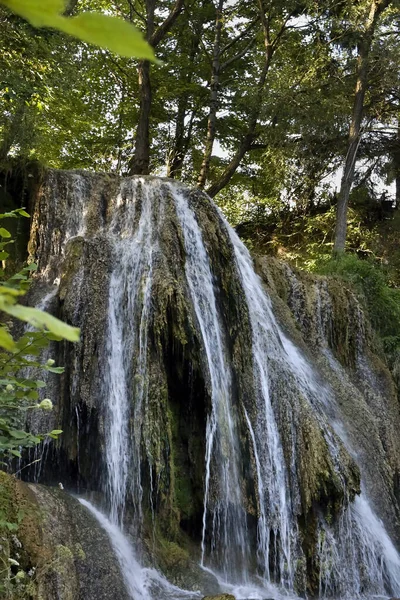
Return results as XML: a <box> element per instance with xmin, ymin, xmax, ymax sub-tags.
<box><xmin>0</xmin><ymin>473</ymin><xmax>131</xmax><ymax>599</ymax></box>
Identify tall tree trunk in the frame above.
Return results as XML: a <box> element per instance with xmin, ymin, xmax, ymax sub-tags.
<box><xmin>167</xmin><ymin>95</ymin><xmax>187</xmax><ymax>178</ymax></box>
<box><xmin>128</xmin><ymin>0</ymin><xmax>184</xmax><ymax>176</ymax></box>
<box><xmin>0</xmin><ymin>100</ymin><xmax>27</xmax><ymax>162</ymax></box>
<box><xmin>167</xmin><ymin>30</ymin><xmax>200</xmax><ymax>179</ymax></box>
<box><xmin>395</xmin><ymin>116</ymin><xmax>400</xmax><ymax>209</ymax></box>
<box><xmin>128</xmin><ymin>60</ymin><xmax>152</xmax><ymax>175</ymax></box>
<box><xmin>197</xmin><ymin>0</ymin><xmax>224</xmax><ymax>189</ymax></box>
<box><xmin>333</xmin><ymin>0</ymin><xmax>389</xmax><ymax>254</ymax></box>
<box><xmin>167</xmin><ymin>103</ymin><xmax>196</xmax><ymax>179</ymax></box>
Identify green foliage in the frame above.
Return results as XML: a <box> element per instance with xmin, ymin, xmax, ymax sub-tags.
<box><xmin>317</xmin><ymin>254</ymin><xmax>400</xmax><ymax>351</ymax></box>
<box><xmin>0</xmin><ymin>214</ymin><xmax>79</xmax><ymax>349</ymax></box>
<box><xmin>1</xmin><ymin>0</ymin><xmax>155</xmax><ymax>60</ymax></box>
<box><xmin>0</xmin><ymin>209</ymin><xmax>76</xmax><ymax>459</ymax></box>
<box><xmin>235</xmin><ymin>204</ymin><xmax>377</xmax><ymax>270</ymax></box>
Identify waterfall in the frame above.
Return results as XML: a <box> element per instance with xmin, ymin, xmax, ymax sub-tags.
<box><xmin>174</xmin><ymin>188</ymin><xmax>249</xmax><ymax>581</ymax></box>
<box><xmin>226</xmin><ymin>224</ymin><xmax>298</xmax><ymax>589</ymax></box>
<box><xmin>79</xmin><ymin>499</ymin><xmax>198</xmax><ymax>600</ymax></box>
<box><xmin>28</xmin><ymin>172</ymin><xmax>400</xmax><ymax>600</ymax></box>
<box><xmin>225</xmin><ymin>220</ymin><xmax>400</xmax><ymax>598</ymax></box>
<box><xmin>104</xmin><ymin>179</ymin><xmax>157</xmax><ymax>524</ymax></box>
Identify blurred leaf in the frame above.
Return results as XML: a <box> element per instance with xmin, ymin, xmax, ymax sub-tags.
<box><xmin>2</xmin><ymin>1</ymin><xmax>156</xmax><ymax>60</ymax></box>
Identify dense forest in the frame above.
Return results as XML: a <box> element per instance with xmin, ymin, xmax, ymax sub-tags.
<box><xmin>1</xmin><ymin>0</ymin><xmax>399</xmax><ymax>251</ymax></box>
<box><xmin>1</xmin><ymin>1</ymin><xmax>400</xmax><ymax>599</ymax></box>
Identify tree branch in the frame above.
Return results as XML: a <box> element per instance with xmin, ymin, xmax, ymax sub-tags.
<box><xmin>220</xmin><ymin>17</ymin><xmax>259</xmax><ymax>54</ymax></box>
<box><xmin>221</xmin><ymin>37</ymin><xmax>256</xmax><ymax>71</ymax></box>
<box><xmin>150</xmin><ymin>0</ymin><xmax>185</xmax><ymax>47</ymax></box>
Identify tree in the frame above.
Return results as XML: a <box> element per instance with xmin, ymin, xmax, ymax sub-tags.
<box><xmin>196</xmin><ymin>0</ymin><xmax>258</xmax><ymax>189</ymax></box>
<box><xmin>333</xmin><ymin>0</ymin><xmax>392</xmax><ymax>254</ymax></box>
<box><xmin>127</xmin><ymin>0</ymin><xmax>185</xmax><ymax>175</ymax></box>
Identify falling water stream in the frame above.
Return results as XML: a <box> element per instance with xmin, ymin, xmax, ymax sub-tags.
<box><xmin>30</xmin><ymin>175</ymin><xmax>400</xmax><ymax>600</ymax></box>
<box><xmin>226</xmin><ymin>216</ymin><xmax>400</xmax><ymax>598</ymax></box>
<box><xmin>174</xmin><ymin>189</ymin><xmax>249</xmax><ymax>581</ymax></box>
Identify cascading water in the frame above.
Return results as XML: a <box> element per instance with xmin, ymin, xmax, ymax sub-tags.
<box><xmin>27</xmin><ymin>172</ymin><xmax>400</xmax><ymax>600</ymax></box>
<box><xmin>104</xmin><ymin>179</ymin><xmax>157</xmax><ymax>525</ymax></box>
<box><xmin>225</xmin><ymin>221</ymin><xmax>400</xmax><ymax>598</ymax></box>
<box><xmin>226</xmin><ymin>226</ymin><xmax>298</xmax><ymax>590</ymax></box>
<box><xmin>174</xmin><ymin>189</ymin><xmax>249</xmax><ymax>581</ymax></box>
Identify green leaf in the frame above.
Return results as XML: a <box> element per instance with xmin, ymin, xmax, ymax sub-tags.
<box><xmin>56</xmin><ymin>13</ymin><xmax>156</xmax><ymax>60</ymax></box>
<box><xmin>2</xmin><ymin>1</ymin><xmax>156</xmax><ymax>60</ymax></box>
<box><xmin>0</xmin><ymin>328</ymin><xmax>15</xmax><ymax>352</ymax></box>
<box><xmin>0</xmin><ymin>228</ymin><xmax>11</xmax><ymax>238</ymax></box>
<box><xmin>49</xmin><ymin>429</ymin><xmax>62</xmax><ymax>435</ymax></box>
<box><xmin>45</xmin><ymin>333</ymin><xmax>63</xmax><ymax>342</ymax></box>
<box><xmin>25</xmin><ymin>263</ymin><xmax>38</xmax><ymax>271</ymax></box>
<box><xmin>0</xmin><ymin>302</ymin><xmax>80</xmax><ymax>342</ymax></box>
<box><xmin>0</xmin><ymin>252</ymin><xmax>9</xmax><ymax>260</ymax></box>
<box><xmin>45</xmin><ymin>366</ymin><xmax>64</xmax><ymax>373</ymax></box>
<box><xmin>2</xmin><ymin>0</ymin><xmax>65</xmax><ymax>25</ymax></box>
<box><xmin>0</xmin><ymin>285</ymin><xmax>23</xmax><ymax>297</ymax></box>
<box><xmin>15</xmin><ymin>209</ymin><xmax>30</xmax><ymax>218</ymax></box>
<box><xmin>8</xmin><ymin>429</ymin><xmax>27</xmax><ymax>439</ymax></box>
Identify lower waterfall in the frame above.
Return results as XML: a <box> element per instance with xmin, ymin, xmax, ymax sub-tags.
<box><xmin>79</xmin><ymin>499</ymin><xmax>199</xmax><ymax>600</ymax></box>
<box><xmin>25</xmin><ymin>171</ymin><xmax>400</xmax><ymax>599</ymax></box>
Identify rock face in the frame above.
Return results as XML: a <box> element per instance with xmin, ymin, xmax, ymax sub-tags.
<box><xmin>0</xmin><ymin>472</ymin><xmax>130</xmax><ymax>600</ymax></box>
<box><xmin>10</xmin><ymin>169</ymin><xmax>400</xmax><ymax>599</ymax></box>
<box><xmin>258</xmin><ymin>257</ymin><xmax>400</xmax><ymax>542</ymax></box>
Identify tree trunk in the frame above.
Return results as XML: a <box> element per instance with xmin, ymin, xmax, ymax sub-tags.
<box><xmin>395</xmin><ymin>116</ymin><xmax>400</xmax><ymax>209</ymax></box>
<box><xmin>167</xmin><ymin>29</ymin><xmax>200</xmax><ymax>179</ymax></box>
<box><xmin>197</xmin><ymin>0</ymin><xmax>224</xmax><ymax>189</ymax></box>
<box><xmin>333</xmin><ymin>0</ymin><xmax>389</xmax><ymax>254</ymax></box>
<box><xmin>128</xmin><ymin>60</ymin><xmax>152</xmax><ymax>175</ymax></box>
<box><xmin>128</xmin><ymin>0</ymin><xmax>184</xmax><ymax>176</ymax></box>
<box><xmin>167</xmin><ymin>103</ymin><xmax>196</xmax><ymax>179</ymax></box>
<box><xmin>167</xmin><ymin>96</ymin><xmax>187</xmax><ymax>178</ymax></box>
<box><xmin>0</xmin><ymin>100</ymin><xmax>27</xmax><ymax>162</ymax></box>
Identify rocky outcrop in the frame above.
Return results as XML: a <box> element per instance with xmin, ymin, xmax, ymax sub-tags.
<box><xmin>0</xmin><ymin>471</ymin><xmax>130</xmax><ymax>600</ymax></box>
<box><xmin>11</xmin><ymin>170</ymin><xmax>400</xmax><ymax>598</ymax></box>
<box><xmin>256</xmin><ymin>257</ymin><xmax>400</xmax><ymax>544</ymax></box>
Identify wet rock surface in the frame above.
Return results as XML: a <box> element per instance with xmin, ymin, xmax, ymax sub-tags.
<box><xmin>0</xmin><ymin>473</ymin><xmax>130</xmax><ymax>599</ymax></box>
<box><xmin>13</xmin><ymin>170</ymin><xmax>400</xmax><ymax>598</ymax></box>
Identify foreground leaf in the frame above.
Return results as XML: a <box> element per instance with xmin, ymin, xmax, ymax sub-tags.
<box><xmin>0</xmin><ymin>328</ymin><xmax>15</xmax><ymax>352</ymax></box>
<box><xmin>0</xmin><ymin>301</ymin><xmax>80</xmax><ymax>342</ymax></box>
<box><xmin>2</xmin><ymin>1</ymin><xmax>156</xmax><ymax>60</ymax></box>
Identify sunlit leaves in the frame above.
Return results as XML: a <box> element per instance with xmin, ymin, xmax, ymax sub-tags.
<box><xmin>1</xmin><ymin>0</ymin><xmax>156</xmax><ymax>60</ymax></box>
<box><xmin>0</xmin><ymin>301</ymin><xmax>80</xmax><ymax>342</ymax></box>
<box><xmin>0</xmin><ymin>328</ymin><xmax>15</xmax><ymax>352</ymax></box>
